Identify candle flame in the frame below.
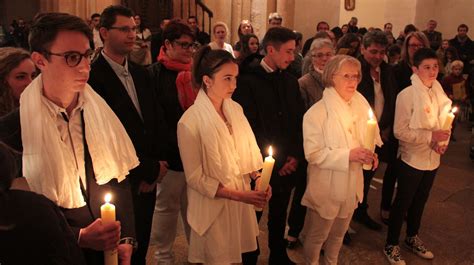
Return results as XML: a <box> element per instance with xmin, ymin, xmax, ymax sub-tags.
<box><xmin>451</xmin><ymin>106</ymin><xmax>458</xmax><ymax>114</ymax></box>
<box><xmin>268</xmin><ymin>146</ymin><xmax>273</xmax><ymax>157</ymax></box>
<box><xmin>368</xmin><ymin>108</ymin><xmax>374</xmax><ymax>120</ymax></box>
<box><xmin>104</xmin><ymin>193</ymin><xmax>112</xmax><ymax>203</ymax></box>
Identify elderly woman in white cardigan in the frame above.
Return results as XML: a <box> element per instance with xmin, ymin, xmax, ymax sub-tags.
<box><xmin>177</xmin><ymin>46</ymin><xmax>271</xmax><ymax>264</ymax></box>
<box><xmin>301</xmin><ymin>55</ymin><xmax>382</xmax><ymax>265</ymax></box>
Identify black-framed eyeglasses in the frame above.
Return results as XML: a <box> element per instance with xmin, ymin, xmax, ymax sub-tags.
<box><xmin>173</xmin><ymin>40</ymin><xmax>200</xmax><ymax>50</ymax></box>
<box><xmin>45</xmin><ymin>49</ymin><xmax>95</xmax><ymax>67</ymax></box>
<box><xmin>108</xmin><ymin>26</ymin><xmax>138</xmax><ymax>33</ymax></box>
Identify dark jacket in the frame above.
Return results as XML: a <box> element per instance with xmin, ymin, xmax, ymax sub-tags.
<box><xmin>233</xmin><ymin>59</ymin><xmax>305</xmax><ymax>188</ymax></box>
<box><xmin>0</xmin><ymin>110</ymin><xmax>136</xmax><ymax>264</ymax></box>
<box><xmin>89</xmin><ymin>53</ymin><xmax>168</xmax><ymax>187</ymax></box>
<box><xmin>422</xmin><ymin>30</ymin><xmax>442</xmax><ymax>51</ymax></box>
<box><xmin>148</xmin><ymin>62</ymin><xmax>185</xmax><ymax>172</ymax></box>
<box><xmin>449</xmin><ymin>36</ymin><xmax>474</xmax><ymax>73</ymax></box>
<box><xmin>394</xmin><ymin>60</ymin><xmax>413</xmax><ymax>93</ymax></box>
<box><xmin>0</xmin><ymin>190</ymin><xmax>86</xmax><ymax>265</ymax></box>
<box><xmin>357</xmin><ymin>57</ymin><xmax>398</xmax><ymax>162</ymax></box>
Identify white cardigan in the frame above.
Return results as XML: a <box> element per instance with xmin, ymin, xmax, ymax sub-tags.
<box><xmin>301</xmin><ymin>90</ymin><xmax>379</xmax><ymax>220</ymax></box>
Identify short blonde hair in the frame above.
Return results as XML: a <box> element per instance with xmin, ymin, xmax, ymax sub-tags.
<box><xmin>322</xmin><ymin>55</ymin><xmax>361</xmax><ymax>87</ymax></box>
<box><xmin>310</xmin><ymin>38</ymin><xmax>334</xmax><ymax>54</ymax></box>
<box><xmin>212</xmin><ymin>21</ymin><xmax>228</xmax><ymax>35</ymax></box>
<box><xmin>450</xmin><ymin>60</ymin><xmax>464</xmax><ymax>70</ymax></box>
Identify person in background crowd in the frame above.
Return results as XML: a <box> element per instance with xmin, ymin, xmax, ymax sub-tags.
<box><xmin>151</xmin><ymin>18</ymin><xmax>171</xmax><ymax>63</ymax></box>
<box><xmin>302</xmin><ymin>21</ymin><xmax>330</xmax><ymax>57</ymax></box>
<box><xmin>0</xmin><ymin>47</ymin><xmax>36</xmax><ymax>116</ymax></box>
<box><xmin>302</xmin><ymin>55</ymin><xmax>381</xmax><ymax>265</ymax></box>
<box><xmin>299</xmin><ymin>38</ymin><xmax>334</xmax><ymax>110</ymax></box>
<box><xmin>302</xmin><ymin>31</ymin><xmax>333</xmax><ymax>75</ymax></box>
<box><xmin>178</xmin><ymin>46</ymin><xmax>271</xmax><ymax>265</ymax></box>
<box><xmin>0</xmin><ymin>142</ymin><xmax>87</xmax><ymax>265</ymax></box>
<box><xmin>209</xmin><ymin>22</ymin><xmax>235</xmax><ymax>58</ymax></box>
<box><xmin>288</xmin><ymin>31</ymin><xmax>304</xmax><ymax>78</ymax></box>
<box><xmin>148</xmin><ymin>20</ymin><xmax>196</xmax><ymax>265</ymax></box>
<box><xmin>356</xmin><ymin>30</ymin><xmax>398</xmax><ymax>227</ymax></box>
<box><xmin>0</xmin><ymin>12</ymin><xmax>138</xmax><ymax>265</ymax></box>
<box><xmin>268</xmin><ymin>12</ymin><xmax>283</xmax><ymax>29</ymax></box>
<box><xmin>387</xmin><ymin>44</ymin><xmax>401</xmax><ymax>65</ymax></box>
<box><xmin>422</xmin><ymin>19</ymin><xmax>442</xmax><ymax>51</ymax></box>
<box><xmin>396</xmin><ymin>24</ymin><xmax>417</xmax><ymax>46</ymax></box>
<box><xmin>442</xmin><ymin>60</ymin><xmax>467</xmax><ymax>141</ymax></box>
<box><xmin>234</xmin><ymin>19</ymin><xmax>254</xmax><ymax>54</ymax></box>
<box><xmin>128</xmin><ymin>14</ymin><xmax>152</xmax><ymax>66</ymax></box>
<box><xmin>237</xmin><ymin>33</ymin><xmax>259</xmax><ymax>64</ymax></box>
<box><xmin>11</xmin><ymin>18</ymin><xmax>29</xmax><ymax>49</ymax></box>
<box><xmin>386</xmin><ymin>31</ymin><xmax>395</xmax><ymax>45</ymax></box>
<box><xmin>342</xmin><ymin>24</ymin><xmax>349</xmax><ymax>35</ymax></box>
<box><xmin>90</xmin><ymin>13</ymin><xmax>103</xmax><ymax>51</ymax></box>
<box><xmin>348</xmin><ymin>17</ymin><xmax>359</xmax><ymax>33</ymax></box>
<box><xmin>331</xmin><ymin>27</ymin><xmax>344</xmax><ymax>43</ymax></box>
<box><xmin>394</xmin><ymin>31</ymin><xmax>430</xmax><ymax>92</ymax></box>
<box><xmin>384</xmin><ymin>48</ymin><xmax>451</xmax><ymax>265</ymax></box>
<box><xmin>449</xmin><ymin>24</ymin><xmax>474</xmax><ymax>74</ymax></box>
<box><xmin>436</xmin><ymin>39</ymin><xmax>449</xmax><ymax>77</ymax></box>
<box><xmin>88</xmin><ymin>5</ymin><xmax>170</xmax><ymax>264</ymax></box>
<box><xmin>336</xmin><ymin>33</ymin><xmax>360</xmax><ymax>57</ymax></box>
<box><xmin>384</xmin><ymin>23</ymin><xmax>393</xmax><ymax>34</ymax></box>
<box><xmin>443</xmin><ymin>46</ymin><xmax>460</xmax><ymax>76</ymax></box>
<box><xmin>234</xmin><ymin>26</ymin><xmax>304</xmax><ymax>265</ymax></box>
<box><xmin>187</xmin><ymin>16</ymin><xmax>210</xmax><ymax>46</ymax></box>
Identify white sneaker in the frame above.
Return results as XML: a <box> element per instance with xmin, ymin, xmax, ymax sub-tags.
<box><xmin>384</xmin><ymin>245</ymin><xmax>407</xmax><ymax>265</ymax></box>
<box><xmin>404</xmin><ymin>235</ymin><xmax>434</xmax><ymax>259</ymax></box>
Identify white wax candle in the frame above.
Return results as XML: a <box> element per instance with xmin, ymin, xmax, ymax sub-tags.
<box><xmin>440</xmin><ymin>107</ymin><xmax>457</xmax><ymax>145</ymax></box>
<box><xmin>256</xmin><ymin>146</ymin><xmax>275</xmax><ymax>211</ymax></box>
<box><xmin>101</xmin><ymin>193</ymin><xmax>118</xmax><ymax>265</ymax></box>
<box><xmin>363</xmin><ymin>109</ymin><xmax>377</xmax><ymax>170</ymax></box>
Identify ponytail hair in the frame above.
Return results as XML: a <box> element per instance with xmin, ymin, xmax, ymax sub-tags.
<box><xmin>192</xmin><ymin>45</ymin><xmax>236</xmax><ymax>90</ymax></box>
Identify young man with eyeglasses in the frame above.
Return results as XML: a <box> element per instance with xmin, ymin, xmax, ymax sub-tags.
<box><xmin>87</xmin><ymin>5</ymin><xmax>169</xmax><ymax>265</ymax></box>
<box><xmin>356</xmin><ymin>30</ymin><xmax>398</xmax><ymax>230</ymax></box>
<box><xmin>147</xmin><ymin>20</ymin><xmax>195</xmax><ymax>265</ymax></box>
<box><xmin>0</xmin><ymin>12</ymin><xmax>138</xmax><ymax>265</ymax></box>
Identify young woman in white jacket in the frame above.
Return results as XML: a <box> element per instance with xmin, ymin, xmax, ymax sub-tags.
<box><xmin>177</xmin><ymin>46</ymin><xmax>271</xmax><ymax>264</ymax></box>
<box><xmin>301</xmin><ymin>55</ymin><xmax>382</xmax><ymax>265</ymax></box>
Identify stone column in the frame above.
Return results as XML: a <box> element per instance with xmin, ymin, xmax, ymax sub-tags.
<box><xmin>276</xmin><ymin>0</ymin><xmax>295</xmax><ymax>29</ymax></box>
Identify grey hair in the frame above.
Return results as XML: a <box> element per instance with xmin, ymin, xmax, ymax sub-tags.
<box><xmin>310</xmin><ymin>38</ymin><xmax>334</xmax><ymax>53</ymax></box>
<box><xmin>322</xmin><ymin>55</ymin><xmax>361</xmax><ymax>88</ymax></box>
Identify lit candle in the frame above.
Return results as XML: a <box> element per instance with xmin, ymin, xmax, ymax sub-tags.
<box><xmin>256</xmin><ymin>146</ymin><xmax>275</xmax><ymax>211</ymax></box>
<box><xmin>101</xmin><ymin>193</ymin><xmax>118</xmax><ymax>265</ymax></box>
<box><xmin>440</xmin><ymin>107</ymin><xmax>457</xmax><ymax>145</ymax></box>
<box><xmin>363</xmin><ymin>109</ymin><xmax>377</xmax><ymax>170</ymax></box>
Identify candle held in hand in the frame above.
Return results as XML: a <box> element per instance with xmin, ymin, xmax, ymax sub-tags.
<box><xmin>363</xmin><ymin>109</ymin><xmax>377</xmax><ymax>170</ymax></box>
<box><xmin>440</xmin><ymin>106</ymin><xmax>457</xmax><ymax>145</ymax></box>
<box><xmin>101</xmin><ymin>193</ymin><xmax>118</xmax><ymax>265</ymax></box>
<box><xmin>256</xmin><ymin>146</ymin><xmax>275</xmax><ymax>211</ymax></box>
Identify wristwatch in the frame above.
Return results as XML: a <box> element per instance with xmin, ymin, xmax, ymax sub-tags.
<box><xmin>119</xmin><ymin>237</ymin><xmax>138</xmax><ymax>251</ymax></box>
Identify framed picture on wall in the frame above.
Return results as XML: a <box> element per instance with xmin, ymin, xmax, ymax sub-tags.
<box><xmin>345</xmin><ymin>0</ymin><xmax>355</xmax><ymax>11</ymax></box>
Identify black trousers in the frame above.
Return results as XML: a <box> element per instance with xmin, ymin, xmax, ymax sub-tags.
<box><xmin>381</xmin><ymin>161</ymin><xmax>398</xmax><ymax>211</ymax></box>
<box><xmin>287</xmin><ymin>163</ymin><xmax>307</xmax><ymax>238</ymax></box>
<box><xmin>386</xmin><ymin>160</ymin><xmax>437</xmax><ymax>245</ymax></box>
<box><xmin>130</xmin><ymin>181</ymin><xmax>157</xmax><ymax>265</ymax></box>
<box><xmin>268</xmin><ymin>185</ymin><xmax>293</xmax><ymax>260</ymax></box>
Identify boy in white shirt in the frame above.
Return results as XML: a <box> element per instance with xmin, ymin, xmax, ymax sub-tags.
<box><xmin>384</xmin><ymin>48</ymin><xmax>452</xmax><ymax>265</ymax></box>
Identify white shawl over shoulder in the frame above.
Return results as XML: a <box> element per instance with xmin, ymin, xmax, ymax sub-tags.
<box><xmin>20</xmin><ymin>74</ymin><xmax>139</xmax><ymax>208</ymax></box>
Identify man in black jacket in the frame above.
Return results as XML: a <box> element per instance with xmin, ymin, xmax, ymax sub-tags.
<box><xmin>0</xmin><ymin>12</ymin><xmax>136</xmax><ymax>264</ymax></box>
<box><xmin>233</xmin><ymin>27</ymin><xmax>304</xmax><ymax>265</ymax></box>
<box><xmin>88</xmin><ymin>6</ymin><xmax>168</xmax><ymax>265</ymax></box>
<box><xmin>356</xmin><ymin>30</ymin><xmax>398</xmax><ymax>229</ymax></box>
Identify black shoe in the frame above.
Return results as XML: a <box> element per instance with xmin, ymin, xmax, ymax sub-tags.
<box><xmin>285</xmin><ymin>238</ymin><xmax>301</xmax><ymax>249</ymax></box>
<box><xmin>343</xmin><ymin>231</ymin><xmax>351</xmax><ymax>245</ymax></box>
<box><xmin>353</xmin><ymin>211</ymin><xmax>382</xmax><ymax>231</ymax></box>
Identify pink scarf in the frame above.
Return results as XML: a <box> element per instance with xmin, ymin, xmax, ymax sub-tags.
<box><xmin>158</xmin><ymin>47</ymin><xmax>198</xmax><ymax>110</ymax></box>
